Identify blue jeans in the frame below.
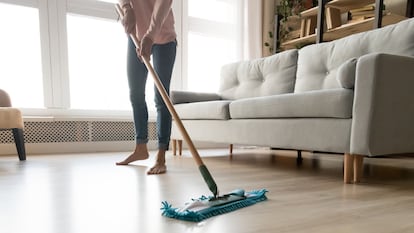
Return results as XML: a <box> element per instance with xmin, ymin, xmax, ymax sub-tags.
<box><xmin>127</xmin><ymin>37</ymin><xmax>177</xmax><ymax>150</ymax></box>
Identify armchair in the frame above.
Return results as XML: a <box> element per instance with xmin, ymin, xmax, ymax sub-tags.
<box><xmin>0</xmin><ymin>89</ymin><xmax>26</xmax><ymax>160</ymax></box>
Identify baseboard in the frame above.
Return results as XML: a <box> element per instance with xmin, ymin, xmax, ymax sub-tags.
<box><xmin>0</xmin><ymin>141</ymin><xmax>229</xmax><ymax>156</ymax></box>
<box><xmin>0</xmin><ymin>141</ymin><xmax>143</xmax><ymax>155</ymax></box>
<box><xmin>0</xmin><ymin>118</ymin><xmax>230</xmax><ymax>156</ymax></box>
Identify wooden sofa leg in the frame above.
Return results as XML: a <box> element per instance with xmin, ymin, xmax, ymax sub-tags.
<box><xmin>344</xmin><ymin>153</ymin><xmax>354</xmax><ymax>184</ymax></box>
<box><xmin>172</xmin><ymin>139</ymin><xmax>183</xmax><ymax>156</ymax></box>
<box><xmin>344</xmin><ymin>153</ymin><xmax>364</xmax><ymax>184</ymax></box>
<box><xmin>353</xmin><ymin>154</ymin><xmax>364</xmax><ymax>183</ymax></box>
<box><xmin>297</xmin><ymin>150</ymin><xmax>303</xmax><ymax>165</ymax></box>
<box><xmin>178</xmin><ymin>140</ymin><xmax>182</xmax><ymax>156</ymax></box>
<box><xmin>12</xmin><ymin>128</ymin><xmax>26</xmax><ymax>161</ymax></box>
<box><xmin>229</xmin><ymin>144</ymin><xmax>233</xmax><ymax>156</ymax></box>
<box><xmin>172</xmin><ymin>139</ymin><xmax>177</xmax><ymax>156</ymax></box>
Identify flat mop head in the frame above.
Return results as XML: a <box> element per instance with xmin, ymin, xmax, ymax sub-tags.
<box><xmin>161</xmin><ymin>189</ymin><xmax>267</xmax><ymax>222</ymax></box>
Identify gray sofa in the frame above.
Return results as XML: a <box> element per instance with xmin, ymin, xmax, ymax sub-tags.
<box><xmin>170</xmin><ymin>18</ymin><xmax>414</xmax><ymax>183</ymax></box>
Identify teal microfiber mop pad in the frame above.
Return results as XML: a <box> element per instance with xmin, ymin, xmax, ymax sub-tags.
<box><xmin>161</xmin><ymin>189</ymin><xmax>268</xmax><ymax>222</ymax></box>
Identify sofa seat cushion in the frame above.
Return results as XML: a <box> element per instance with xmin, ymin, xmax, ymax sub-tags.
<box><xmin>170</xmin><ymin>91</ymin><xmax>222</xmax><ymax>104</ymax></box>
<box><xmin>0</xmin><ymin>107</ymin><xmax>24</xmax><ymax>129</ymax></box>
<box><xmin>229</xmin><ymin>89</ymin><xmax>354</xmax><ymax>119</ymax></box>
<box><xmin>174</xmin><ymin>100</ymin><xmax>232</xmax><ymax>120</ymax></box>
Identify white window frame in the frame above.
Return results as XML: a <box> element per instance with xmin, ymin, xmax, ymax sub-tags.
<box><xmin>2</xmin><ymin>0</ymin><xmax>249</xmax><ymax>119</ymax></box>
<box><xmin>0</xmin><ymin>0</ymin><xmax>183</xmax><ymax>120</ymax></box>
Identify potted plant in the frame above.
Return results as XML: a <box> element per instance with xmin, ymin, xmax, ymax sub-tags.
<box><xmin>265</xmin><ymin>0</ymin><xmax>316</xmax><ymax>53</ymax></box>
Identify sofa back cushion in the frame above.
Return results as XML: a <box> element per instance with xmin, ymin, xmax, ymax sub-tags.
<box><xmin>295</xmin><ymin>18</ymin><xmax>414</xmax><ymax>93</ymax></box>
<box><xmin>337</xmin><ymin>57</ymin><xmax>357</xmax><ymax>89</ymax></box>
<box><xmin>219</xmin><ymin>49</ymin><xmax>298</xmax><ymax>100</ymax></box>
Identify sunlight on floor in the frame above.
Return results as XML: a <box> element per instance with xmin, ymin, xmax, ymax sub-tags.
<box><xmin>0</xmin><ymin>149</ymin><xmax>413</xmax><ymax>233</ymax></box>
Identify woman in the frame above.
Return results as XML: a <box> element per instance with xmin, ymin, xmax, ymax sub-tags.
<box><xmin>116</xmin><ymin>0</ymin><xmax>176</xmax><ymax>175</ymax></box>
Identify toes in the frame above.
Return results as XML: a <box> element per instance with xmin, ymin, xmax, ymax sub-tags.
<box><xmin>147</xmin><ymin>168</ymin><xmax>158</xmax><ymax>175</ymax></box>
<box><xmin>147</xmin><ymin>166</ymin><xmax>166</xmax><ymax>175</ymax></box>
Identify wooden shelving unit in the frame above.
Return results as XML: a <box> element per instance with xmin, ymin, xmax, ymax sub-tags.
<box><xmin>323</xmin><ymin>13</ymin><xmax>407</xmax><ymax>40</ymax></box>
<box><xmin>281</xmin><ymin>13</ymin><xmax>407</xmax><ymax>49</ymax></box>
<box><xmin>279</xmin><ymin>0</ymin><xmax>408</xmax><ymax>50</ymax></box>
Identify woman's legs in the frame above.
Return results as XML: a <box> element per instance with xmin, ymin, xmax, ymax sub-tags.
<box><xmin>117</xmin><ymin>39</ymin><xmax>177</xmax><ymax>175</ymax></box>
<box><xmin>116</xmin><ymin>37</ymin><xmax>150</xmax><ymax>165</ymax></box>
<box><xmin>147</xmin><ymin>40</ymin><xmax>177</xmax><ymax>174</ymax></box>
<box><xmin>152</xmin><ymin>41</ymin><xmax>176</xmax><ymax>150</ymax></box>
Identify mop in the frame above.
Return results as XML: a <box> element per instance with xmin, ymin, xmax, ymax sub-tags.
<box><xmin>116</xmin><ymin>4</ymin><xmax>267</xmax><ymax>222</ymax></box>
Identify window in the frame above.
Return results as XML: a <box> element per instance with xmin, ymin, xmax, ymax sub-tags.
<box><xmin>0</xmin><ymin>2</ymin><xmax>44</xmax><ymax>108</ymax></box>
<box><xmin>66</xmin><ymin>0</ymin><xmax>157</xmax><ymax>112</ymax></box>
<box><xmin>66</xmin><ymin>14</ymin><xmax>130</xmax><ymax>110</ymax></box>
<box><xmin>188</xmin><ymin>0</ymin><xmax>238</xmax><ymax>23</ymax></box>
<box><xmin>0</xmin><ymin>0</ymin><xmax>138</xmax><ymax>115</ymax></box>
<box><xmin>184</xmin><ymin>0</ymin><xmax>243</xmax><ymax>92</ymax></box>
<box><xmin>0</xmin><ymin>0</ymin><xmax>244</xmax><ymax>117</ymax></box>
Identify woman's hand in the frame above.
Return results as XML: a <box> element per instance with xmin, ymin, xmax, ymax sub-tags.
<box><xmin>121</xmin><ymin>4</ymin><xmax>136</xmax><ymax>34</ymax></box>
<box><xmin>138</xmin><ymin>35</ymin><xmax>154</xmax><ymax>61</ymax></box>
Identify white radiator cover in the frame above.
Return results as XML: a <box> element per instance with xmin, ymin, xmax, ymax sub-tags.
<box><xmin>0</xmin><ymin>119</ymin><xmax>157</xmax><ymax>155</ymax></box>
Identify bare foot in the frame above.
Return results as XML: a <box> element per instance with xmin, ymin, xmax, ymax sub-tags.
<box><xmin>147</xmin><ymin>149</ymin><xmax>166</xmax><ymax>175</ymax></box>
<box><xmin>116</xmin><ymin>144</ymin><xmax>149</xmax><ymax>165</ymax></box>
<box><xmin>147</xmin><ymin>163</ymin><xmax>167</xmax><ymax>175</ymax></box>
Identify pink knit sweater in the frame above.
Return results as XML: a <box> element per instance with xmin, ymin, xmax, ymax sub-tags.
<box><xmin>119</xmin><ymin>0</ymin><xmax>176</xmax><ymax>44</ymax></box>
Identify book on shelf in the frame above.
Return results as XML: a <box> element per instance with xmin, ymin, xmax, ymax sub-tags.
<box><xmin>351</xmin><ymin>12</ymin><xmax>375</xmax><ymax>22</ymax></box>
<box><xmin>349</xmin><ymin>4</ymin><xmax>375</xmax><ymax>14</ymax></box>
<box><xmin>351</xmin><ymin>10</ymin><xmax>374</xmax><ymax>17</ymax></box>
<box><xmin>349</xmin><ymin>4</ymin><xmax>377</xmax><ymax>22</ymax></box>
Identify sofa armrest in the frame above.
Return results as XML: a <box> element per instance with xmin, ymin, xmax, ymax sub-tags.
<box><xmin>170</xmin><ymin>90</ymin><xmax>222</xmax><ymax>104</ymax></box>
<box><xmin>351</xmin><ymin>53</ymin><xmax>414</xmax><ymax>156</ymax></box>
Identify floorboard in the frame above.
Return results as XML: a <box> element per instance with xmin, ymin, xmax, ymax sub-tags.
<box><xmin>0</xmin><ymin>148</ymin><xmax>413</xmax><ymax>233</ymax></box>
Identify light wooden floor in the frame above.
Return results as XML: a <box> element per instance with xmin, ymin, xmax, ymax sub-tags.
<box><xmin>0</xmin><ymin>148</ymin><xmax>413</xmax><ymax>233</ymax></box>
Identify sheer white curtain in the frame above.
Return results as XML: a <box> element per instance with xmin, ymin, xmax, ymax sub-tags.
<box><xmin>242</xmin><ymin>0</ymin><xmax>277</xmax><ymax>59</ymax></box>
<box><xmin>243</xmin><ymin>0</ymin><xmax>262</xmax><ymax>59</ymax></box>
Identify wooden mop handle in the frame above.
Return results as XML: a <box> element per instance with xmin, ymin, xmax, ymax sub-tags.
<box><xmin>115</xmin><ymin>4</ymin><xmax>204</xmax><ymax>167</ymax></box>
